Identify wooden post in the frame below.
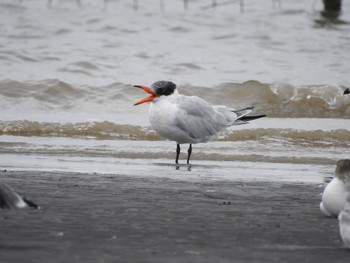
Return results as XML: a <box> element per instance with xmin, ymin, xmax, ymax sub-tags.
<box><xmin>160</xmin><ymin>0</ymin><xmax>165</xmax><ymax>14</ymax></box>
<box><xmin>133</xmin><ymin>0</ymin><xmax>138</xmax><ymax>11</ymax></box>
<box><xmin>322</xmin><ymin>0</ymin><xmax>341</xmax><ymax>18</ymax></box>
<box><xmin>184</xmin><ymin>0</ymin><xmax>189</xmax><ymax>10</ymax></box>
<box><xmin>323</xmin><ymin>0</ymin><xmax>341</xmax><ymax>13</ymax></box>
<box><xmin>47</xmin><ymin>0</ymin><xmax>81</xmax><ymax>8</ymax></box>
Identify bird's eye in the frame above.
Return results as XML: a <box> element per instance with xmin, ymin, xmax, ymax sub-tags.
<box><xmin>157</xmin><ymin>87</ymin><xmax>165</xmax><ymax>94</ymax></box>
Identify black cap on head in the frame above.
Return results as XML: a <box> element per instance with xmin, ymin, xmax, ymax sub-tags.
<box><xmin>151</xmin><ymin>81</ymin><xmax>177</xmax><ymax>96</ymax></box>
<box><xmin>344</xmin><ymin>88</ymin><xmax>350</xmax><ymax>95</ymax></box>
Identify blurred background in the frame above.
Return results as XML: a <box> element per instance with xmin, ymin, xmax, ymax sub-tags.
<box><xmin>1</xmin><ymin>0</ymin><xmax>349</xmax><ymax>86</ymax></box>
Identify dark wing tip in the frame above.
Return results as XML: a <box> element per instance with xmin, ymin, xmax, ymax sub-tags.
<box><xmin>239</xmin><ymin>115</ymin><xmax>266</xmax><ymax>122</ymax></box>
<box><xmin>344</xmin><ymin>88</ymin><xmax>350</xmax><ymax>95</ymax></box>
<box><xmin>22</xmin><ymin>197</ymin><xmax>40</xmax><ymax>209</ymax></box>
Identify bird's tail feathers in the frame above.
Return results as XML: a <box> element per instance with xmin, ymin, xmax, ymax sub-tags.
<box><xmin>239</xmin><ymin>115</ymin><xmax>266</xmax><ymax>122</ymax></box>
<box><xmin>231</xmin><ymin>107</ymin><xmax>266</xmax><ymax>125</ymax></box>
<box><xmin>232</xmin><ymin>106</ymin><xmax>254</xmax><ymax>118</ymax></box>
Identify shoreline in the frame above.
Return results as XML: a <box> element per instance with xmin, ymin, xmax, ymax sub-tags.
<box><xmin>0</xmin><ymin>170</ymin><xmax>349</xmax><ymax>262</ymax></box>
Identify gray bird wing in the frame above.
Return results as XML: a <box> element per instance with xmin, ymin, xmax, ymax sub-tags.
<box><xmin>174</xmin><ymin>96</ymin><xmax>234</xmax><ymax>142</ymax></box>
<box><xmin>0</xmin><ymin>183</ymin><xmax>24</xmax><ymax>209</ymax></box>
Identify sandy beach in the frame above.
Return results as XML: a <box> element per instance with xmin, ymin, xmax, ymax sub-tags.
<box><xmin>1</xmin><ymin>169</ymin><xmax>349</xmax><ymax>263</ymax></box>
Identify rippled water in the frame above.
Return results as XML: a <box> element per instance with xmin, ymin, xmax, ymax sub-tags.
<box><xmin>1</xmin><ymin>0</ymin><xmax>350</xmax><ymax>86</ymax></box>
<box><xmin>0</xmin><ymin>0</ymin><xmax>349</xmax><ymax>174</ymax></box>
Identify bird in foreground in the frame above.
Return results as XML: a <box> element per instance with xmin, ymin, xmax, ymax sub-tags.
<box><xmin>320</xmin><ymin>159</ymin><xmax>350</xmax><ymax>217</ymax></box>
<box><xmin>344</xmin><ymin>88</ymin><xmax>350</xmax><ymax>95</ymax></box>
<box><xmin>133</xmin><ymin>81</ymin><xmax>266</xmax><ymax>164</ymax></box>
<box><xmin>339</xmin><ymin>194</ymin><xmax>350</xmax><ymax>248</ymax></box>
<box><xmin>0</xmin><ymin>182</ymin><xmax>39</xmax><ymax>209</ymax></box>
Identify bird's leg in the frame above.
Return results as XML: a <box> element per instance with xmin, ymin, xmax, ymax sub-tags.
<box><xmin>187</xmin><ymin>144</ymin><xmax>192</xmax><ymax>165</ymax></box>
<box><xmin>176</xmin><ymin>144</ymin><xmax>180</xmax><ymax>164</ymax></box>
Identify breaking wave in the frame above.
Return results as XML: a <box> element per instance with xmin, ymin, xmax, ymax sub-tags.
<box><xmin>0</xmin><ymin>79</ymin><xmax>349</xmax><ymax>119</ymax></box>
<box><xmin>184</xmin><ymin>81</ymin><xmax>350</xmax><ymax>118</ymax></box>
<box><xmin>1</xmin><ymin>120</ymin><xmax>349</xmax><ymax>143</ymax></box>
<box><xmin>1</xmin><ymin>79</ymin><xmax>349</xmax><ymax>142</ymax></box>
<box><xmin>0</xmin><ymin>121</ymin><xmax>162</xmax><ymax>141</ymax></box>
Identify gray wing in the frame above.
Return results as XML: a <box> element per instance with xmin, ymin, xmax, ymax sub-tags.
<box><xmin>174</xmin><ymin>96</ymin><xmax>236</xmax><ymax>142</ymax></box>
<box><xmin>0</xmin><ymin>183</ymin><xmax>24</xmax><ymax>209</ymax></box>
<box><xmin>0</xmin><ymin>182</ymin><xmax>39</xmax><ymax>209</ymax></box>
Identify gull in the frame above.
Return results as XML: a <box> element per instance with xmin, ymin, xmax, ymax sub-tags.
<box><xmin>133</xmin><ymin>81</ymin><xmax>265</xmax><ymax>164</ymax></box>
<box><xmin>0</xmin><ymin>182</ymin><xmax>39</xmax><ymax>209</ymax></box>
<box><xmin>339</xmin><ymin>193</ymin><xmax>350</xmax><ymax>248</ymax></box>
<box><xmin>320</xmin><ymin>159</ymin><xmax>350</xmax><ymax>217</ymax></box>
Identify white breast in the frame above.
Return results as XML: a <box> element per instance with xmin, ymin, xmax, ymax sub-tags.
<box><xmin>320</xmin><ymin>178</ymin><xmax>347</xmax><ymax>217</ymax></box>
<box><xmin>149</xmin><ymin>96</ymin><xmax>187</xmax><ymax>143</ymax></box>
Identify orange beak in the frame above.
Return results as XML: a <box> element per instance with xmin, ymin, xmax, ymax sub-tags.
<box><xmin>133</xmin><ymin>85</ymin><xmax>159</xmax><ymax>106</ymax></box>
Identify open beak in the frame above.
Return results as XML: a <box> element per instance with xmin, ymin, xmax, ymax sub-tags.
<box><xmin>133</xmin><ymin>85</ymin><xmax>159</xmax><ymax>106</ymax></box>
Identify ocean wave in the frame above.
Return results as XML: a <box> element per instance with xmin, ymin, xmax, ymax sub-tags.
<box><xmin>1</xmin><ymin>120</ymin><xmax>349</xmax><ymax>143</ymax></box>
<box><xmin>0</xmin><ymin>121</ymin><xmax>161</xmax><ymax>141</ymax></box>
<box><xmin>184</xmin><ymin>81</ymin><xmax>350</xmax><ymax>118</ymax></box>
<box><xmin>0</xmin><ymin>80</ymin><xmax>349</xmax><ymax>119</ymax></box>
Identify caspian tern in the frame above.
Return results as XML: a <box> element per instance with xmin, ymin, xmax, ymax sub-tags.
<box><xmin>133</xmin><ymin>81</ymin><xmax>265</xmax><ymax>164</ymax></box>
<box><xmin>0</xmin><ymin>182</ymin><xmax>39</xmax><ymax>209</ymax></box>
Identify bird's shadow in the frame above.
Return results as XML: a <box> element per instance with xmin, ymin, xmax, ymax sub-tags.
<box><xmin>176</xmin><ymin>164</ymin><xmax>192</xmax><ymax>171</ymax></box>
<box><xmin>153</xmin><ymin>162</ymin><xmax>192</xmax><ymax>171</ymax></box>
<box><xmin>153</xmin><ymin>162</ymin><xmax>220</xmax><ymax>171</ymax></box>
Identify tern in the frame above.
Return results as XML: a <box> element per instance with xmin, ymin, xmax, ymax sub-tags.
<box><xmin>0</xmin><ymin>182</ymin><xmax>39</xmax><ymax>209</ymax></box>
<box><xmin>133</xmin><ymin>81</ymin><xmax>265</xmax><ymax>164</ymax></box>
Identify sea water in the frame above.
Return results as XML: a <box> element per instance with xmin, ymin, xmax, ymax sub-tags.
<box><xmin>0</xmin><ymin>0</ymin><xmax>349</xmax><ymax>182</ymax></box>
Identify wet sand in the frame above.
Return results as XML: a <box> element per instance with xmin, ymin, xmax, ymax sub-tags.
<box><xmin>0</xmin><ymin>170</ymin><xmax>349</xmax><ymax>263</ymax></box>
